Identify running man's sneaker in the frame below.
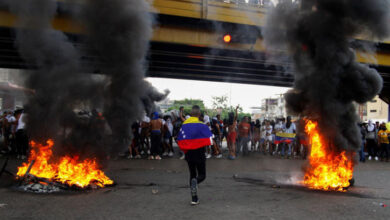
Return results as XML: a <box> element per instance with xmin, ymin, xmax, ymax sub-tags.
<box><xmin>190</xmin><ymin>178</ymin><xmax>198</xmax><ymax>197</ymax></box>
<box><xmin>191</xmin><ymin>196</ymin><xmax>199</xmax><ymax>206</ymax></box>
<box><xmin>375</xmin><ymin>156</ymin><xmax>379</xmax><ymax>161</ymax></box>
<box><xmin>168</xmin><ymin>152</ymin><xmax>174</xmax><ymax>157</ymax></box>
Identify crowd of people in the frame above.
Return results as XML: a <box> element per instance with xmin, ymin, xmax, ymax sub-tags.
<box><xmin>359</xmin><ymin>120</ymin><xmax>390</xmax><ymax>163</ymax></box>
<box><xmin>1</xmin><ymin>105</ymin><xmax>389</xmax><ymax>164</ymax></box>
<box><xmin>127</xmin><ymin>106</ymin><xmax>310</xmax><ymax>160</ymax></box>
<box><xmin>128</xmin><ymin>106</ymin><xmax>390</xmax><ymax>163</ymax></box>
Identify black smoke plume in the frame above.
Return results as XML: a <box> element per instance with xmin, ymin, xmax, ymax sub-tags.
<box><xmin>263</xmin><ymin>0</ymin><xmax>390</xmax><ymax>151</ymax></box>
<box><xmin>6</xmin><ymin>0</ymin><xmax>103</xmax><ymax>145</ymax></box>
<box><xmin>81</xmin><ymin>0</ymin><xmax>169</xmax><ymax>153</ymax></box>
<box><xmin>5</xmin><ymin>0</ymin><xmax>168</xmax><ymax>158</ymax></box>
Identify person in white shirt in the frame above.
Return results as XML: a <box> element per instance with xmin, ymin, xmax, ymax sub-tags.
<box><xmin>162</xmin><ymin>116</ymin><xmax>174</xmax><ymax>157</ymax></box>
<box><xmin>15</xmin><ymin>110</ymin><xmax>28</xmax><ymax>160</ymax></box>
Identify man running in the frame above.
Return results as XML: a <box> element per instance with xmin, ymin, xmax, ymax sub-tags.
<box><xmin>177</xmin><ymin>105</ymin><xmax>212</xmax><ymax>205</ymax></box>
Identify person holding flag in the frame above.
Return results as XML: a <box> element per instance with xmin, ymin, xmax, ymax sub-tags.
<box><xmin>274</xmin><ymin>116</ymin><xmax>296</xmax><ymax>158</ymax></box>
<box><xmin>177</xmin><ymin>105</ymin><xmax>213</xmax><ymax>205</ymax></box>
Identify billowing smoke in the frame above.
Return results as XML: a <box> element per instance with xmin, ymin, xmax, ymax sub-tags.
<box><xmin>263</xmin><ymin>0</ymin><xmax>390</xmax><ymax>151</ymax></box>
<box><xmin>7</xmin><ymin>0</ymin><xmax>104</xmax><ymax>144</ymax></box>
<box><xmin>81</xmin><ymin>0</ymin><xmax>169</xmax><ymax>153</ymax></box>
<box><xmin>5</xmin><ymin>0</ymin><xmax>168</xmax><ymax>158</ymax></box>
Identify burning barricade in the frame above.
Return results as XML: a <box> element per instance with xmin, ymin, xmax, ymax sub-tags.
<box><xmin>17</xmin><ymin>139</ymin><xmax>113</xmax><ymax>193</ymax></box>
<box><xmin>264</xmin><ymin>0</ymin><xmax>390</xmax><ymax>192</ymax></box>
<box><xmin>302</xmin><ymin>120</ymin><xmax>354</xmax><ymax>192</ymax></box>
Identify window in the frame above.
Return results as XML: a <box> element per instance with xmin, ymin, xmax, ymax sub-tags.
<box><xmin>370</xmin><ymin>110</ymin><xmax>377</xmax><ymax>113</ymax></box>
<box><xmin>370</xmin><ymin>100</ymin><xmax>377</xmax><ymax>103</ymax></box>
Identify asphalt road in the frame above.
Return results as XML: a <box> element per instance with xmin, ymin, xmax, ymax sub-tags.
<box><xmin>1</xmin><ymin>153</ymin><xmax>390</xmax><ymax>220</ymax></box>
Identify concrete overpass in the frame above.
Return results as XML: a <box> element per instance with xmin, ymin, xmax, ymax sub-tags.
<box><xmin>1</xmin><ymin>0</ymin><xmax>390</xmax><ymax>101</ymax></box>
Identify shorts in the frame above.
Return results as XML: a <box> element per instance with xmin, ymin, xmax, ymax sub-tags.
<box><xmin>265</xmin><ymin>135</ymin><xmax>273</xmax><ymax>142</ymax></box>
<box><xmin>260</xmin><ymin>138</ymin><xmax>265</xmax><ymax>144</ymax></box>
<box><xmin>227</xmin><ymin>132</ymin><xmax>237</xmax><ymax>144</ymax></box>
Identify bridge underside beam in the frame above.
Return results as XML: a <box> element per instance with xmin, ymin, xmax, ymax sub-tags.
<box><xmin>1</xmin><ymin>24</ymin><xmax>390</xmax><ymax>101</ymax></box>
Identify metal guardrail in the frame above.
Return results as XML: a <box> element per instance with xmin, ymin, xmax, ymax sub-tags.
<box><xmin>209</xmin><ymin>0</ymin><xmax>273</xmax><ymax>8</ymax></box>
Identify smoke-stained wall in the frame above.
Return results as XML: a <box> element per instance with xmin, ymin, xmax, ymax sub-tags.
<box><xmin>263</xmin><ymin>0</ymin><xmax>390</xmax><ymax>151</ymax></box>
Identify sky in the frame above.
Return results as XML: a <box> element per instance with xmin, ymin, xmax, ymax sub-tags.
<box><xmin>146</xmin><ymin>78</ymin><xmax>289</xmax><ymax>113</ymax></box>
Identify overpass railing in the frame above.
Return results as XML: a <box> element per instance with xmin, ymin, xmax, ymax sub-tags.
<box><xmin>209</xmin><ymin>0</ymin><xmax>273</xmax><ymax>8</ymax></box>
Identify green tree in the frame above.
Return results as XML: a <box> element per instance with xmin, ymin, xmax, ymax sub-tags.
<box><xmin>167</xmin><ymin>98</ymin><xmax>206</xmax><ymax>115</ymax></box>
<box><xmin>208</xmin><ymin>95</ymin><xmax>251</xmax><ymax>121</ymax></box>
<box><xmin>211</xmin><ymin>95</ymin><xmax>228</xmax><ymax>110</ymax></box>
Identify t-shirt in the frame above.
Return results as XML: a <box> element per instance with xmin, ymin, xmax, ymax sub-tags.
<box><xmin>377</xmin><ymin>129</ymin><xmax>390</xmax><ymax>144</ymax></box>
<box><xmin>7</xmin><ymin>116</ymin><xmax>16</xmax><ymax>133</ymax></box>
<box><xmin>265</xmin><ymin>125</ymin><xmax>273</xmax><ymax>136</ymax></box>
<box><xmin>284</xmin><ymin>123</ymin><xmax>296</xmax><ymax>134</ymax></box>
<box><xmin>260</xmin><ymin>127</ymin><xmax>266</xmax><ymax>139</ymax></box>
<box><xmin>274</xmin><ymin>122</ymin><xmax>285</xmax><ymax>132</ymax></box>
<box><xmin>16</xmin><ymin>114</ymin><xmax>25</xmax><ymax>130</ymax></box>
<box><xmin>238</xmin><ymin>122</ymin><xmax>251</xmax><ymax>137</ymax></box>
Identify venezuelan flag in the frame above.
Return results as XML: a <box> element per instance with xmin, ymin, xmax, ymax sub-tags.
<box><xmin>177</xmin><ymin>117</ymin><xmax>212</xmax><ymax>152</ymax></box>
<box><xmin>275</xmin><ymin>132</ymin><xmax>296</xmax><ymax>144</ymax></box>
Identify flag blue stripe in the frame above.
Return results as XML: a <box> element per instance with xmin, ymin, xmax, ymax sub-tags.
<box><xmin>177</xmin><ymin>123</ymin><xmax>212</xmax><ymax>141</ymax></box>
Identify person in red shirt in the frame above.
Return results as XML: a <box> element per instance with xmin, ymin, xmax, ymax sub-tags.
<box><xmin>237</xmin><ymin>116</ymin><xmax>251</xmax><ymax>156</ymax></box>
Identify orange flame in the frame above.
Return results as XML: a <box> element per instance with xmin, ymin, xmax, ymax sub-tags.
<box><xmin>17</xmin><ymin>139</ymin><xmax>113</xmax><ymax>188</ymax></box>
<box><xmin>303</xmin><ymin>120</ymin><xmax>354</xmax><ymax>191</ymax></box>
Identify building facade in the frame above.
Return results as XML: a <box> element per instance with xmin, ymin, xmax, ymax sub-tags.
<box><xmin>356</xmin><ymin>95</ymin><xmax>389</xmax><ymax>122</ymax></box>
<box><xmin>260</xmin><ymin>94</ymin><xmax>287</xmax><ymax>120</ymax></box>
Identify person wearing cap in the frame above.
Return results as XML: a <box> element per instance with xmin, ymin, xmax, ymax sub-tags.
<box><xmin>366</xmin><ymin>120</ymin><xmax>378</xmax><ymax>161</ymax></box>
<box><xmin>149</xmin><ymin>112</ymin><xmax>163</xmax><ymax>160</ymax></box>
